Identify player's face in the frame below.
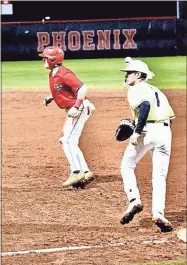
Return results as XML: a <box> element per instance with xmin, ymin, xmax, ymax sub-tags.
<box><xmin>125</xmin><ymin>71</ymin><xmax>138</xmax><ymax>85</ymax></box>
<box><xmin>43</xmin><ymin>58</ymin><xmax>50</xmax><ymax>69</ymax></box>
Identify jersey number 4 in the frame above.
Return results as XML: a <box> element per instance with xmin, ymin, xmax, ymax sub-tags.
<box><xmin>155</xmin><ymin>92</ymin><xmax>160</xmax><ymax>107</ymax></box>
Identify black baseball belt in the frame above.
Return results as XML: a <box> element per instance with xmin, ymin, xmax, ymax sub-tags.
<box><xmin>147</xmin><ymin>120</ymin><xmax>172</xmax><ymax>127</ymax></box>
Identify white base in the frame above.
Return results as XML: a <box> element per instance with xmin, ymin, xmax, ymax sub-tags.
<box><xmin>177</xmin><ymin>228</ymin><xmax>187</xmax><ymax>242</ymax></box>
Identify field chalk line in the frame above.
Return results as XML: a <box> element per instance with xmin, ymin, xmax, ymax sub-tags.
<box><xmin>1</xmin><ymin>240</ymin><xmax>168</xmax><ymax>257</ymax></box>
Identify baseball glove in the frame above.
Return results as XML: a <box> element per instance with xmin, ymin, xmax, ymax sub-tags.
<box><xmin>115</xmin><ymin>119</ymin><xmax>135</xmax><ymax>141</ymax></box>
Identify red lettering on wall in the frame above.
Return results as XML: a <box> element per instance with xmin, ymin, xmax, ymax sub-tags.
<box><xmin>37</xmin><ymin>32</ymin><xmax>50</xmax><ymax>51</ymax></box>
<box><xmin>97</xmin><ymin>30</ymin><xmax>111</xmax><ymax>50</ymax></box>
<box><xmin>68</xmin><ymin>31</ymin><xmax>81</xmax><ymax>51</ymax></box>
<box><xmin>82</xmin><ymin>31</ymin><xmax>95</xmax><ymax>50</ymax></box>
<box><xmin>113</xmin><ymin>29</ymin><xmax>121</xmax><ymax>49</ymax></box>
<box><xmin>52</xmin><ymin>32</ymin><xmax>66</xmax><ymax>51</ymax></box>
<box><xmin>122</xmin><ymin>29</ymin><xmax>137</xmax><ymax>49</ymax></box>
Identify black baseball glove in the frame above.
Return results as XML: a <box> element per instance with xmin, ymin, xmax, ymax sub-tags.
<box><xmin>115</xmin><ymin>119</ymin><xmax>135</xmax><ymax>141</ymax></box>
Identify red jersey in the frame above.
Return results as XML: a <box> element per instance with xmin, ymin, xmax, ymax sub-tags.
<box><xmin>49</xmin><ymin>65</ymin><xmax>83</xmax><ymax>109</ymax></box>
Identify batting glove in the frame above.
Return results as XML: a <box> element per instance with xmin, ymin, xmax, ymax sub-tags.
<box><xmin>67</xmin><ymin>106</ymin><xmax>82</xmax><ymax>118</ymax></box>
<box><xmin>43</xmin><ymin>96</ymin><xmax>53</xmax><ymax>106</ymax></box>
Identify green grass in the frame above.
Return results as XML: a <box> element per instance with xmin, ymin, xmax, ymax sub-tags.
<box><xmin>2</xmin><ymin>56</ymin><xmax>186</xmax><ymax>90</ymax></box>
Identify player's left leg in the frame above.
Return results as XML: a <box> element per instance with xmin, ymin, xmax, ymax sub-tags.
<box><xmin>60</xmin><ymin>116</ymin><xmax>83</xmax><ymax>172</ymax></box>
<box><xmin>120</xmin><ymin>142</ymin><xmax>153</xmax><ymax>224</ymax></box>
<box><xmin>67</xmin><ymin>116</ymin><xmax>90</xmax><ymax>173</ymax></box>
<box><xmin>121</xmin><ymin>142</ymin><xmax>153</xmax><ymax>203</ymax></box>
<box><xmin>61</xmin><ymin>100</ymin><xmax>95</xmax><ymax>187</ymax></box>
<box><xmin>69</xmin><ymin>100</ymin><xmax>95</xmax><ymax>173</ymax></box>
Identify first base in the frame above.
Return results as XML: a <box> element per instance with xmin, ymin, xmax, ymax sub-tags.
<box><xmin>177</xmin><ymin>228</ymin><xmax>187</xmax><ymax>242</ymax></box>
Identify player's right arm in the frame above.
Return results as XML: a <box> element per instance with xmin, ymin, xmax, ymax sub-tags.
<box><xmin>43</xmin><ymin>95</ymin><xmax>53</xmax><ymax>106</ymax></box>
<box><xmin>129</xmin><ymin>99</ymin><xmax>151</xmax><ymax>145</ymax></box>
<box><xmin>128</xmin><ymin>85</ymin><xmax>152</xmax><ymax>132</ymax></box>
<box><xmin>134</xmin><ymin>101</ymin><xmax>150</xmax><ymax>134</ymax></box>
<box><xmin>127</xmin><ymin>85</ymin><xmax>152</xmax><ymax>145</ymax></box>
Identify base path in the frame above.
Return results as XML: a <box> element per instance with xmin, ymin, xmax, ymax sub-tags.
<box><xmin>2</xmin><ymin>90</ymin><xmax>186</xmax><ymax>265</ymax></box>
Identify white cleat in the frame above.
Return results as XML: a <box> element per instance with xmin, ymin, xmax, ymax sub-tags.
<box><xmin>84</xmin><ymin>171</ymin><xmax>95</xmax><ymax>182</ymax></box>
<box><xmin>62</xmin><ymin>173</ymin><xmax>85</xmax><ymax>187</ymax></box>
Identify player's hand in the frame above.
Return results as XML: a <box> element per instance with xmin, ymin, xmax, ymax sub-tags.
<box><xmin>43</xmin><ymin>96</ymin><xmax>53</xmax><ymax>106</ymax></box>
<box><xmin>67</xmin><ymin>106</ymin><xmax>82</xmax><ymax>118</ymax></box>
<box><xmin>130</xmin><ymin>132</ymin><xmax>141</xmax><ymax>146</ymax></box>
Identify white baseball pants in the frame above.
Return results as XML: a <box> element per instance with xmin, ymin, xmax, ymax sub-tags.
<box><xmin>60</xmin><ymin>99</ymin><xmax>95</xmax><ymax>173</ymax></box>
<box><xmin>121</xmin><ymin>122</ymin><xmax>172</xmax><ymax>216</ymax></box>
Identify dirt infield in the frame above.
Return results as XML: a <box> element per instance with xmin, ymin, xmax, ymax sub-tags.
<box><xmin>2</xmin><ymin>90</ymin><xmax>186</xmax><ymax>265</ymax></box>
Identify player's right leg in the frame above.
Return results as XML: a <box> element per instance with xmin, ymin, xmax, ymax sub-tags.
<box><xmin>151</xmin><ymin>137</ymin><xmax>173</xmax><ymax>232</ymax></box>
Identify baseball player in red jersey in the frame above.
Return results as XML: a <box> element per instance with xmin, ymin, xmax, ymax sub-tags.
<box><xmin>39</xmin><ymin>46</ymin><xmax>95</xmax><ymax>188</ymax></box>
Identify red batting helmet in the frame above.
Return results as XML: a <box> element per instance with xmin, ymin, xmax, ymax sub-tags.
<box><xmin>39</xmin><ymin>46</ymin><xmax>64</xmax><ymax>69</ymax></box>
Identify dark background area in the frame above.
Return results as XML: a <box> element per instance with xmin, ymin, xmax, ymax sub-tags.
<box><xmin>2</xmin><ymin>1</ymin><xmax>186</xmax><ymax>60</ymax></box>
<box><xmin>2</xmin><ymin>1</ymin><xmax>178</xmax><ymax>22</ymax></box>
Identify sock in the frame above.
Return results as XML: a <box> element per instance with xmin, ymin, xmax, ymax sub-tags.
<box><xmin>73</xmin><ymin>170</ymin><xmax>80</xmax><ymax>174</ymax></box>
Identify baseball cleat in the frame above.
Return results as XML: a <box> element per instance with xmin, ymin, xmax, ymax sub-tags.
<box><xmin>153</xmin><ymin>213</ymin><xmax>173</xmax><ymax>233</ymax></box>
<box><xmin>120</xmin><ymin>201</ymin><xmax>143</xmax><ymax>225</ymax></box>
<box><xmin>62</xmin><ymin>173</ymin><xmax>85</xmax><ymax>187</ymax></box>
<box><xmin>84</xmin><ymin>171</ymin><xmax>95</xmax><ymax>182</ymax></box>
<box><xmin>72</xmin><ymin>181</ymin><xmax>86</xmax><ymax>190</ymax></box>
<box><xmin>72</xmin><ymin>171</ymin><xmax>95</xmax><ymax>189</ymax></box>
<box><xmin>71</xmin><ymin>171</ymin><xmax>95</xmax><ymax>189</ymax></box>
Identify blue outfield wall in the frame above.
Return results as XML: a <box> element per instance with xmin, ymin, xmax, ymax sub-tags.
<box><xmin>1</xmin><ymin>17</ymin><xmax>186</xmax><ymax>61</ymax></box>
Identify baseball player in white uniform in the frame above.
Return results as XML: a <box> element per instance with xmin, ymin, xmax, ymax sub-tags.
<box><xmin>119</xmin><ymin>57</ymin><xmax>175</xmax><ymax>232</ymax></box>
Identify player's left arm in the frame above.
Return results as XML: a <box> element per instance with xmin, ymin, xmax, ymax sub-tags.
<box><xmin>67</xmin><ymin>84</ymin><xmax>88</xmax><ymax>117</ymax></box>
<box><xmin>64</xmin><ymin>72</ymin><xmax>87</xmax><ymax>117</ymax></box>
<box><xmin>74</xmin><ymin>84</ymin><xmax>87</xmax><ymax>108</ymax></box>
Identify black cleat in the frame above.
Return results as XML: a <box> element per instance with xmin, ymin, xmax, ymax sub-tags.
<box><xmin>120</xmin><ymin>204</ymin><xmax>143</xmax><ymax>225</ymax></box>
<box><xmin>155</xmin><ymin>221</ymin><xmax>173</xmax><ymax>233</ymax></box>
<box><xmin>153</xmin><ymin>213</ymin><xmax>173</xmax><ymax>233</ymax></box>
<box><xmin>72</xmin><ymin>181</ymin><xmax>86</xmax><ymax>190</ymax></box>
